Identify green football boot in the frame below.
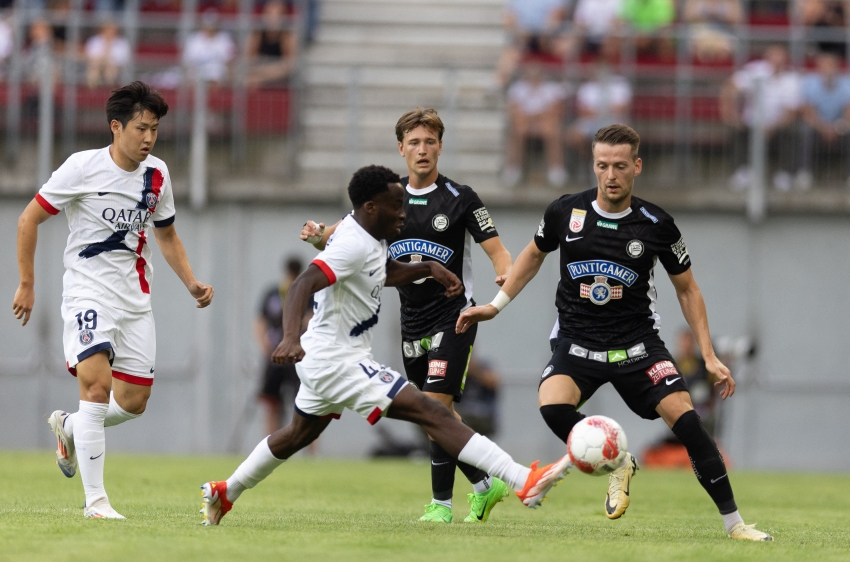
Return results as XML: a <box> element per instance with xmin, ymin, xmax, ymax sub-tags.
<box><xmin>419</xmin><ymin>502</ymin><xmax>452</xmax><ymax>523</ymax></box>
<box><xmin>463</xmin><ymin>477</ymin><xmax>509</xmax><ymax>522</ymax></box>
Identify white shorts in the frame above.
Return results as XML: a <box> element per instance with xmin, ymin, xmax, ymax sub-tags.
<box><xmin>61</xmin><ymin>298</ymin><xmax>156</xmax><ymax>386</ymax></box>
<box><xmin>294</xmin><ymin>355</ymin><xmax>408</xmax><ymax>424</ymax></box>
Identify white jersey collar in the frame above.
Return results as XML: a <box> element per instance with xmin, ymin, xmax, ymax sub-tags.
<box><xmin>592</xmin><ymin>200</ymin><xmax>632</xmax><ymax>219</ymax></box>
<box><xmin>406</xmin><ymin>183</ymin><xmax>438</xmax><ymax>196</ymax></box>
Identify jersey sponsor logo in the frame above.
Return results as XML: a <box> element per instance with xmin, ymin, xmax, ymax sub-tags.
<box><xmin>671</xmin><ymin>237</ymin><xmax>690</xmax><ymax>265</ymax></box>
<box><xmin>627</xmin><ymin>343</ymin><xmax>646</xmax><ymax>358</ymax></box>
<box><xmin>597</xmin><ymin>220</ymin><xmax>618</xmax><ymax>230</ymax></box>
<box><xmin>640</xmin><ymin>207</ymin><xmax>659</xmax><ymax>223</ymax></box>
<box><xmin>567</xmin><ymin>260</ymin><xmax>638</xmax><ymax>287</ymax></box>
<box><xmin>569</xmin><ymin>209</ymin><xmax>586</xmax><ymax>233</ymax></box>
<box><xmin>608</xmin><ymin>349</ymin><xmax>628</xmax><ymax>362</ymax></box>
<box><xmin>428</xmin><ymin>360</ymin><xmax>448</xmax><ymax>378</ymax></box>
<box><xmin>79</xmin><ymin>329</ymin><xmax>94</xmax><ymax>345</ymax></box>
<box><xmin>568</xmin><ymin>344</ymin><xmax>588</xmax><ymax>358</ymax></box>
<box><xmin>646</xmin><ymin>360</ymin><xmax>679</xmax><ymax>384</ymax></box>
<box><xmin>541</xmin><ymin>365</ymin><xmax>554</xmax><ymax>378</ymax></box>
<box><xmin>473</xmin><ymin>207</ymin><xmax>496</xmax><ymax>232</ymax></box>
<box><xmin>445</xmin><ymin>182</ymin><xmax>460</xmax><ymax>197</ymax></box>
<box><xmin>617</xmin><ymin>354</ymin><xmax>648</xmax><ymax>367</ymax></box>
<box><xmin>589</xmin><ymin>351</ymin><xmax>607</xmax><ymax>362</ymax></box>
<box><xmin>565</xmin><ymin>236</ymin><xmax>583</xmax><ymax>242</ymax></box>
<box><xmin>432</xmin><ymin>214</ymin><xmax>449</xmax><ymax>232</ymax></box>
<box><xmin>627</xmin><ymin>240</ymin><xmax>644</xmax><ymax>258</ymax></box>
<box><xmin>101</xmin><ymin>208</ymin><xmax>153</xmax><ymax>232</ymax></box>
<box><xmin>409</xmin><ymin>197</ymin><xmax>428</xmax><ymax>206</ymax></box>
<box><xmin>581</xmin><ymin>276</ymin><xmax>623</xmax><ymax>305</ymax></box>
<box><xmin>389</xmin><ymin>239</ymin><xmax>454</xmax><ymax>263</ymax></box>
<box><xmin>537</xmin><ymin>217</ymin><xmax>545</xmax><ymax>238</ymax></box>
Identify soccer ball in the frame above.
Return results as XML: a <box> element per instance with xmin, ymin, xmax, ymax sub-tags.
<box><xmin>567</xmin><ymin>415</ymin><xmax>628</xmax><ymax>476</ymax></box>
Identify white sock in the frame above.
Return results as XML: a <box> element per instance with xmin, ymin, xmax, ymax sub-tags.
<box><xmin>431</xmin><ymin>498</ymin><xmax>452</xmax><ymax>509</ymax></box>
<box><xmin>104</xmin><ymin>391</ymin><xmax>141</xmax><ymax>427</ymax></box>
<box><xmin>457</xmin><ymin>434</ymin><xmax>531</xmax><ymax>492</ymax></box>
<box><xmin>472</xmin><ymin>475</ymin><xmax>492</xmax><ymax>494</ymax></box>
<box><xmin>226</xmin><ymin>437</ymin><xmax>285</xmax><ymax>503</ymax></box>
<box><xmin>74</xmin><ymin>401</ymin><xmax>109</xmax><ymax>507</ymax></box>
<box><xmin>722</xmin><ymin>510</ymin><xmax>744</xmax><ymax>532</ymax></box>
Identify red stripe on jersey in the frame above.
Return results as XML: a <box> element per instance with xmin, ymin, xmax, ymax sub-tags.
<box><xmin>35</xmin><ymin>193</ymin><xmax>60</xmax><ymax>215</ymax></box>
<box><xmin>366</xmin><ymin>407</ymin><xmax>382</xmax><ymax>425</ymax></box>
<box><xmin>312</xmin><ymin>259</ymin><xmax>337</xmax><ymax>285</ymax></box>
<box><xmin>320</xmin><ymin>413</ymin><xmax>342</xmax><ymax>420</ymax></box>
<box><xmin>112</xmin><ymin>370</ymin><xmax>154</xmax><ymax>386</ymax></box>
<box><xmin>151</xmin><ymin>168</ymin><xmax>164</xmax><ymax>199</ymax></box>
<box><xmin>134</xmin><ymin>232</ymin><xmax>150</xmax><ymax>294</ymax></box>
<box><xmin>66</xmin><ymin>362</ymin><xmax>77</xmax><ymax>376</ymax></box>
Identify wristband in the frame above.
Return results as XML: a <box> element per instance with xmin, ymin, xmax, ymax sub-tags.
<box><xmin>304</xmin><ymin>222</ymin><xmax>325</xmax><ymax>245</ymax></box>
<box><xmin>490</xmin><ymin>290</ymin><xmax>511</xmax><ymax>312</ymax></box>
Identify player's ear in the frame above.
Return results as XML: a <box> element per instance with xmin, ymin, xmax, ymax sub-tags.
<box><xmin>398</xmin><ymin>141</ymin><xmax>404</xmax><ymax>156</ymax></box>
<box><xmin>634</xmin><ymin>157</ymin><xmax>642</xmax><ymax>176</ymax></box>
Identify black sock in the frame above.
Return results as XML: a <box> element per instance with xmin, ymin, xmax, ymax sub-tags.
<box><xmin>672</xmin><ymin>410</ymin><xmax>737</xmax><ymax>514</ymax></box>
<box><xmin>539</xmin><ymin>404</ymin><xmax>586</xmax><ymax>443</ymax></box>
<box><xmin>429</xmin><ymin>440</ymin><xmax>456</xmax><ymax>501</ymax></box>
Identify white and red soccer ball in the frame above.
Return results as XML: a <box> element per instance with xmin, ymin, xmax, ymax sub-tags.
<box><xmin>567</xmin><ymin>415</ymin><xmax>628</xmax><ymax>476</ymax></box>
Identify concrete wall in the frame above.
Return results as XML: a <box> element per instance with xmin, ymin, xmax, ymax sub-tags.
<box><xmin>1</xmin><ymin>199</ymin><xmax>848</xmax><ymax>470</ymax></box>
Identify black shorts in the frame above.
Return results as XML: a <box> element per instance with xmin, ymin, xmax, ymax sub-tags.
<box><xmin>259</xmin><ymin>362</ymin><xmax>300</xmax><ymax>403</ymax></box>
<box><xmin>402</xmin><ymin>323</ymin><xmax>477</xmax><ymax>402</ymax></box>
<box><xmin>540</xmin><ymin>335</ymin><xmax>689</xmax><ymax>420</ymax></box>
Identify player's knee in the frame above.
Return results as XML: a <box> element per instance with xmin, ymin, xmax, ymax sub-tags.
<box><xmin>539</xmin><ymin>404</ymin><xmax>586</xmax><ymax>443</ymax></box>
<box><xmin>81</xmin><ymin>384</ymin><xmax>110</xmax><ymax>404</ymax></box>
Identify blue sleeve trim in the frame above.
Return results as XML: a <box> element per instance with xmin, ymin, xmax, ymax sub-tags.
<box><xmin>154</xmin><ymin>215</ymin><xmax>175</xmax><ymax>228</ymax></box>
<box><xmin>386</xmin><ymin>377</ymin><xmax>407</xmax><ymax>399</ymax></box>
<box><xmin>77</xmin><ymin>341</ymin><xmax>114</xmax><ymax>364</ymax></box>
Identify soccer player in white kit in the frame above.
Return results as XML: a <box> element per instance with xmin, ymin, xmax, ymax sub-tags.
<box><xmin>12</xmin><ymin>81</ymin><xmax>214</xmax><ymax>519</ymax></box>
<box><xmin>200</xmin><ymin>166</ymin><xmax>569</xmax><ymax>525</ymax></box>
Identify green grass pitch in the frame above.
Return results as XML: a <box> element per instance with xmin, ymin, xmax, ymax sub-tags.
<box><xmin>1</xmin><ymin>451</ymin><xmax>848</xmax><ymax>562</ymax></box>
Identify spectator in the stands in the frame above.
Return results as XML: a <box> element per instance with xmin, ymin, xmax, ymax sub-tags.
<box><xmin>799</xmin><ymin>0</ymin><xmax>846</xmax><ymax>56</ymax></box>
<box><xmin>720</xmin><ymin>44</ymin><xmax>804</xmax><ymax>191</ymax></box>
<box><xmin>503</xmin><ymin>62</ymin><xmax>568</xmax><ymax>187</ymax></box>
<box><xmin>183</xmin><ymin>9</ymin><xmax>236</xmax><ymax>84</ymax></box>
<box><xmin>571</xmin><ymin>0</ymin><xmax>623</xmax><ymax>58</ymax></box>
<box><xmin>495</xmin><ymin>0</ymin><xmax>569</xmax><ymax>87</ymax></box>
<box><xmin>567</xmin><ymin>55</ymin><xmax>632</xmax><ymax>183</ymax></box>
<box><xmin>798</xmin><ymin>50</ymin><xmax>850</xmax><ymax>188</ymax></box>
<box><xmin>85</xmin><ymin>20</ymin><xmax>131</xmax><ymax>88</ymax></box>
<box><xmin>620</xmin><ymin>0</ymin><xmax>676</xmax><ymax>61</ymax></box>
<box><xmin>684</xmin><ymin>0</ymin><xmax>744</xmax><ymax>63</ymax></box>
<box><xmin>247</xmin><ymin>0</ymin><xmax>298</xmax><ymax>87</ymax></box>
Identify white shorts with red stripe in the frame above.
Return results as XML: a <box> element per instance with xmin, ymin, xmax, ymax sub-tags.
<box><xmin>61</xmin><ymin>297</ymin><xmax>156</xmax><ymax>386</ymax></box>
<box><xmin>294</xmin><ymin>355</ymin><xmax>408</xmax><ymax>424</ymax></box>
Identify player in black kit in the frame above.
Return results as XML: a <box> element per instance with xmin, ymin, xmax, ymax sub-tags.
<box><xmin>457</xmin><ymin>124</ymin><xmax>773</xmax><ymax>541</ymax></box>
<box><xmin>301</xmin><ymin>108</ymin><xmax>514</xmax><ymax>523</ymax></box>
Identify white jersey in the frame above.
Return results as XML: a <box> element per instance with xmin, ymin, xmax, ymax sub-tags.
<box><xmin>301</xmin><ymin>214</ymin><xmax>387</xmax><ymax>360</ymax></box>
<box><xmin>36</xmin><ymin>147</ymin><xmax>176</xmax><ymax>313</ymax></box>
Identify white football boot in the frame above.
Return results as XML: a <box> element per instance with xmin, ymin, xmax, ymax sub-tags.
<box><xmin>728</xmin><ymin>522</ymin><xmax>774</xmax><ymax>541</ymax></box>
<box><xmin>48</xmin><ymin>410</ymin><xmax>77</xmax><ymax>478</ymax></box>
<box><xmin>605</xmin><ymin>452</ymin><xmax>639</xmax><ymax>519</ymax></box>
<box><xmin>84</xmin><ymin>499</ymin><xmax>125</xmax><ymax>519</ymax></box>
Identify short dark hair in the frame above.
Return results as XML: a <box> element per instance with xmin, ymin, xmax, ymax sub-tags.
<box><xmin>106</xmin><ymin>81</ymin><xmax>169</xmax><ymax>137</ymax></box>
<box><xmin>348</xmin><ymin>165</ymin><xmax>401</xmax><ymax>208</ymax></box>
<box><xmin>592</xmin><ymin>123</ymin><xmax>641</xmax><ymax>159</ymax></box>
<box><xmin>395</xmin><ymin>107</ymin><xmax>445</xmax><ymax>142</ymax></box>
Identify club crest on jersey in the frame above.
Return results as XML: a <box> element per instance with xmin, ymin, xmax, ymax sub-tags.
<box><xmin>627</xmin><ymin>239</ymin><xmax>644</xmax><ymax>258</ymax></box>
<box><xmin>409</xmin><ymin>254</ymin><xmax>427</xmax><ymax>284</ymax></box>
<box><xmin>145</xmin><ymin>192</ymin><xmax>158</xmax><ymax>210</ymax></box>
<box><xmin>580</xmin><ymin>276</ymin><xmax>623</xmax><ymax>305</ymax></box>
<box><xmin>569</xmin><ymin>209</ymin><xmax>587</xmax><ymax>233</ymax></box>
<box><xmin>379</xmin><ymin>372</ymin><xmax>394</xmax><ymax>383</ymax></box>
<box><xmin>432</xmin><ymin>214</ymin><xmax>449</xmax><ymax>232</ymax></box>
<box><xmin>79</xmin><ymin>330</ymin><xmax>95</xmax><ymax>346</ymax></box>
<box><xmin>567</xmin><ymin>260</ymin><xmax>638</xmax><ymax>287</ymax></box>
<box><xmin>389</xmin><ymin>239</ymin><xmax>453</xmax><ymax>264</ymax></box>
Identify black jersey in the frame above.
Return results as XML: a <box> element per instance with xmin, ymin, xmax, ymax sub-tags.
<box><xmin>389</xmin><ymin>174</ymin><xmax>499</xmax><ymax>339</ymax></box>
<box><xmin>534</xmin><ymin>187</ymin><xmax>691</xmax><ymax>347</ymax></box>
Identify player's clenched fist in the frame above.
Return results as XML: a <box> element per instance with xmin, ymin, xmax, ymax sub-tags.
<box><xmin>272</xmin><ymin>336</ymin><xmax>304</xmax><ymax>364</ymax></box>
<box><xmin>189</xmin><ymin>281</ymin><xmax>214</xmax><ymax>308</ymax></box>
<box><xmin>12</xmin><ymin>284</ymin><xmax>35</xmax><ymax>326</ymax></box>
<box><xmin>427</xmin><ymin>263</ymin><xmax>463</xmax><ymax>298</ymax></box>
<box><xmin>300</xmin><ymin>221</ymin><xmax>326</xmax><ymax>246</ymax></box>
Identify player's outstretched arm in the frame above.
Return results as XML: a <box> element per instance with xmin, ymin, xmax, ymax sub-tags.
<box><xmin>456</xmin><ymin>240</ymin><xmax>547</xmax><ymax>333</ymax></box>
<box><xmin>385</xmin><ymin>260</ymin><xmax>463</xmax><ymax>297</ymax></box>
<box><xmin>479</xmin><ymin>236</ymin><xmax>513</xmax><ymax>286</ymax></box>
<box><xmin>153</xmin><ymin>224</ymin><xmax>214</xmax><ymax>308</ymax></box>
<box><xmin>300</xmin><ymin>220</ymin><xmax>340</xmax><ymax>250</ymax></box>
<box><xmin>13</xmin><ymin>199</ymin><xmax>53</xmax><ymax>326</ymax></box>
<box><xmin>669</xmin><ymin>269</ymin><xmax>735</xmax><ymax>399</ymax></box>
<box><xmin>272</xmin><ymin>265</ymin><xmax>329</xmax><ymax>364</ymax></box>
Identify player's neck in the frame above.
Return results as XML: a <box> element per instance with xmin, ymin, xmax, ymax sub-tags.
<box><xmin>108</xmin><ymin>145</ymin><xmax>141</xmax><ymax>172</ymax></box>
<box><xmin>351</xmin><ymin>211</ymin><xmax>381</xmax><ymax>241</ymax></box>
<box><xmin>407</xmin><ymin>168</ymin><xmax>439</xmax><ymax>189</ymax></box>
<box><xmin>595</xmin><ymin>191</ymin><xmax>632</xmax><ymax>214</ymax></box>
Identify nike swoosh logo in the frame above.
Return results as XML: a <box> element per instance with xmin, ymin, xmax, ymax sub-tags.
<box><xmin>431</xmin><ymin>461</ymin><xmax>450</xmax><ymax>466</ymax></box>
<box><xmin>150</xmin><ymin>368</ymin><xmax>155</xmax><ymax>373</ymax></box>
<box><xmin>90</xmin><ymin>452</ymin><xmax>104</xmax><ymax>460</ymax></box>
<box><xmin>369</xmin><ymin>269</ymin><xmax>378</xmax><ymax>276</ymax></box>
<box><xmin>666</xmin><ymin>377</ymin><xmax>681</xmax><ymax>385</ymax></box>
<box><xmin>711</xmin><ymin>474</ymin><xmax>728</xmax><ymax>484</ymax></box>
<box><xmin>565</xmin><ymin>236</ymin><xmax>583</xmax><ymax>242</ymax></box>
<box><xmin>426</xmin><ymin>377</ymin><xmax>442</xmax><ymax>384</ymax></box>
